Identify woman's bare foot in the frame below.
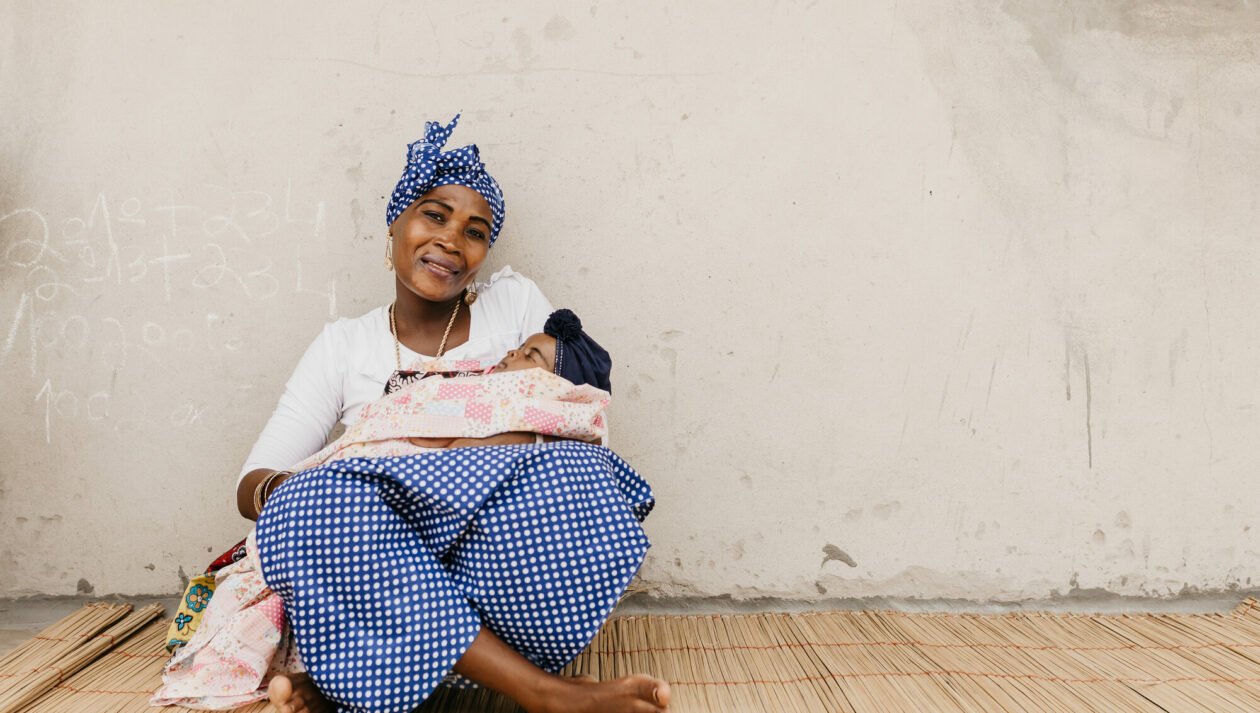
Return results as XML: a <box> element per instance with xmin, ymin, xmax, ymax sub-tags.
<box><xmin>452</xmin><ymin>626</ymin><xmax>668</xmax><ymax>712</ymax></box>
<box><xmin>267</xmin><ymin>673</ymin><xmax>332</xmax><ymax>713</ymax></box>
<box><xmin>529</xmin><ymin>673</ymin><xmax>670</xmax><ymax>713</ymax></box>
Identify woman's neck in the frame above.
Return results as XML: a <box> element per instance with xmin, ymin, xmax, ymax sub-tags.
<box><xmin>391</xmin><ymin>285</ymin><xmax>470</xmax><ymax>356</ymax></box>
<box><xmin>394</xmin><ymin>287</ymin><xmax>461</xmax><ymax>323</ymax></box>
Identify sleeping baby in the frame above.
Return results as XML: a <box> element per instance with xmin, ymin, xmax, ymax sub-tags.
<box><xmin>291</xmin><ymin>308</ymin><xmax>613</xmax><ymax>471</ymax></box>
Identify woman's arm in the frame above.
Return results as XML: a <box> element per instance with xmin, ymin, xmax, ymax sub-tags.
<box><xmin>236</xmin><ymin>321</ymin><xmax>349</xmax><ymax>518</ymax></box>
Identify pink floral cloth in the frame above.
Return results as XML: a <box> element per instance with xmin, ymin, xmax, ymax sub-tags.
<box><xmin>151</xmin><ymin>532</ymin><xmax>302</xmax><ymax>709</ymax></box>
<box><xmin>152</xmin><ymin>361</ymin><xmax>610</xmax><ymax>709</ymax></box>
<box><xmin>293</xmin><ymin>360</ymin><xmax>609</xmax><ymax>471</ymax></box>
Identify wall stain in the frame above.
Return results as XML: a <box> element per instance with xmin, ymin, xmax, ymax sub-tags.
<box><xmin>872</xmin><ymin>501</ymin><xmax>902</xmax><ymax>520</ymax></box>
<box><xmin>344</xmin><ymin>162</ymin><xmax>364</xmax><ymax>186</ymax></box>
<box><xmin>350</xmin><ymin>198</ymin><xmax>366</xmax><ymax>242</ymax></box>
<box><xmin>76</xmin><ymin>577</ymin><xmax>94</xmax><ymax>594</ymax></box>
<box><xmin>1169</xmin><ymin>328</ymin><xmax>1189</xmax><ymax>387</ymax></box>
<box><xmin>542</xmin><ymin>15</ymin><xmax>577</xmax><ymax>41</ymax></box>
<box><xmin>984</xmin><ymin>356</ymin><xmax>999</xmax><ymax>411</ymax></box>
<box><xmin>1064</xmin><ymin>336</ymin><xmax>1072</xmax><ymax>401</ymax></box>
<box><xmin>821</xmin><ymin>544</ymin><xmax>857</xmax><ymax>568</ymax></box>
<box><xmin>1084</xmin><ymin>350</ymin><xmax>1093</xmax><ymax>468</ymax></box>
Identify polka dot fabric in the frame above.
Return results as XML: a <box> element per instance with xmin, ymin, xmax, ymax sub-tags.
<box><xmin>255</xmin><ymin>442</ymin><xmax>654</xmax><ymax>713</ymax></box>
<box><xmin>385</xmin><ymin>113</ymin><xmax>506</xmax><ymax>245</ymax></box>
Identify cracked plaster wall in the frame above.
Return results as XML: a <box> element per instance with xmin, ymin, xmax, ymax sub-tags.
<box><xmin>1</xmin><ymin>1</ymin><xmax>1258</xmax><ymax>601</ymax></box>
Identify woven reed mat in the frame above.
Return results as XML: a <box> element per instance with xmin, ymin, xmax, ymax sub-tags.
<box><xmin>5</xmin><ymin>599</ymin><xmax>1260</xmax><ymax>712</ymax></box>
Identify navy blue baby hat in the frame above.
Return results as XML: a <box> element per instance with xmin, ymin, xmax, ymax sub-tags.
<box><xmin>543</xmin><ymin>309</ymin><xmax>612</xmax><ymax>393</ymax></box>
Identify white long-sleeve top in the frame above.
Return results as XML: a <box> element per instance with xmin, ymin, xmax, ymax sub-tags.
<box><xmin>238</xmin><ymin>266</ymin><xmax>553</xmax><ymax>485</ymax></box>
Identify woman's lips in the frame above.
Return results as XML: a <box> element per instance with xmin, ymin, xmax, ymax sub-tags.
<box><xmin>420</xmin><ymin>255</ymin><xmax>459</xmax><ymax>278</ymax></box>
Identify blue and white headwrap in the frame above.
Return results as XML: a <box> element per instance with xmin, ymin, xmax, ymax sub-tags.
<box><xmin>386</xmin><ymin>114</ymin><xmax>506</xmax><ymax>246</ymax></box>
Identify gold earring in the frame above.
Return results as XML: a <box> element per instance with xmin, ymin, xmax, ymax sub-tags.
<box><xmin>464</xmin><ymin>280</ymin><xmax>478</xmax><ymax>305</ymax></box>
<box><xmin>384</xmin><ymin>233</ymin><xmax>394</xmax><ymax>271</ymax></box>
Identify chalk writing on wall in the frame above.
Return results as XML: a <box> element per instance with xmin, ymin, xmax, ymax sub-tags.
<box><xmin>1</xmin><ymin>184</ymin><xmax>340</xmax><ymax>443</ymax></box>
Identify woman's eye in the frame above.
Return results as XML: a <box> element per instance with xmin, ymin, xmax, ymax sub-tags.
<box><xmin>424</xmin><ymin>211</ymin><xmax>444</xmax><ymax>222</ymax></box>
<box><xmin>466</xmin><ymin>229</ymin><xmax>487</xmax><ymax>241</ymax></box>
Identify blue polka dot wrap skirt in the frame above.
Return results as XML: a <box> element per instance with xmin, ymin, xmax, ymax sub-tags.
<box><xmin>255</xmin><ymin>442</ymin><xmax>654</xmax><ymax>713</ymax></box>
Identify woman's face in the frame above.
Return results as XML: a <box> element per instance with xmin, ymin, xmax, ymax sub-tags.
<box><xmin>389</xmin><ymin>184</ymin><xmax>493</xmax><ymax>303</ymax></box>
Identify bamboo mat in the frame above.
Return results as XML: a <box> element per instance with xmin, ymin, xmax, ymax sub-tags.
<box><xmin>4</xmin><ymin>599</ymin><xmax>1260</xmax><ymax>712</ymax></box>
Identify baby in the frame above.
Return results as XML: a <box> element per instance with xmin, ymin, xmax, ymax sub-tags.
<box><xmin>293</xmin><ymin>308</ymin><xmax>612</xmax><ymax>470</ymax></box>
<box><xmin>494</xmin><ymin>307</ymin><xmax>612</xmax><ymax>389</ymax></box>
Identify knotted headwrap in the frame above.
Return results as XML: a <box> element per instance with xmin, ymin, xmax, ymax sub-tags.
<box><xmin>544</xmin><ymin>309</ymin><xmax>613</xmax><ymax>393</ymax></box>
<box><xmin>386</xmin><ymin>114</ymin><xmax>506</xmax><ymax>246</ymax></box>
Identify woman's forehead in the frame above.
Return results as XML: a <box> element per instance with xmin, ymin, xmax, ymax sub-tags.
<box><xmin>421</xmin><ymin>184</ymin><xmax>492</xmax><ymax>218</ymax></box>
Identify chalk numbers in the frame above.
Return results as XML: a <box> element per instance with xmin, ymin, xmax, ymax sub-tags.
<box><xmin>2</xmin><ymin>185</ymin><xmax>337</xmax><ymax>442</ymax></box>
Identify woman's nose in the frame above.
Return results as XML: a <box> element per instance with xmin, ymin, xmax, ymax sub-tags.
<box><xmin>429</xmin><ymin>221</ymin><xmax>463</xmax><ymax>247</ymax></box>
<box><xmin>432</xmin><ymin>230</ymin><xmax>459</xmax><ymax>250</ymax></box>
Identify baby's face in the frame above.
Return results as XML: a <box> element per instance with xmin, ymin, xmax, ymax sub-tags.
<box><xmin>494</xmin><ymin>333</ymin><xmax>557</xmax><ymax>373</ymax></box>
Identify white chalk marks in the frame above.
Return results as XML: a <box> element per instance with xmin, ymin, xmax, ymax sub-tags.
<box><xmin>1</xmin><ymin>184</ymin><xmax>337</xmax><ymax>443</ymax></box>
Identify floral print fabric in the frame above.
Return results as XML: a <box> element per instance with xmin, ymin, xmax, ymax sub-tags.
<box><xmin>163</xmin><ymin>575</ymin><xmax>216</xmax><ymax>654</ymax></box>
<box><xmin>164</xmin><ymin>539</ymin><xmax>249</xmax><ymax>654</ymax></box>
<box><xmin>151</xmin><ymin>531</ymin><xmax>303</xmax><ymax>709</ymax></box>
<box><xmin>293</xmin><ymin>360</ymin><xmax>609</xmax><ymax>472</ymax></box>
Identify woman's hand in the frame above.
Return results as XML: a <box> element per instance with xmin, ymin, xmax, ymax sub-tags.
<box><xmin>406</xmin><ymin>433</ymin><xmax>602</xmax><ymax>449</ymax></box>
<box><xmin>406</xmin><ymin>436</ymin><xmax>457</xmax><ymax>448</ymax></box>
<box><xmin>410</xmin><ymin>432</ymin><xmax>536</xmax><ymax>449</ymax></box>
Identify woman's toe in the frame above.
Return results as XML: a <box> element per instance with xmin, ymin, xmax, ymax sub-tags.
<box><xmin>654</xmin><ymin>679</ymin><xmax>672</xmax><ymax>707</ymax></box>
<box><xmin>268</xmin><ymin>675</ymin><xmax>294</xmax><ymax>711</ymax></box>
<box><xmin>628</xmin><ymin>675</ymin><xmax>666</xmax><ymax>706</ymax></box>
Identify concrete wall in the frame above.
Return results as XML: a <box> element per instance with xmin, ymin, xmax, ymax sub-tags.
<box><xmin>2</xmin><ymin>1</ymin><xmax>1258</xmax><ymax>602</ymax></box>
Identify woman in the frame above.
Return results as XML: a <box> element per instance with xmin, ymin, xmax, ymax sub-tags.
<box><xmin>236</xmin><ymin>117</ymin><xmax>670</xmax><ymax>713</ymax></box>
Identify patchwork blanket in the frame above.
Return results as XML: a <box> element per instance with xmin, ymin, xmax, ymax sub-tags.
<box><xmin>293</xmin><ymin>360</ymin><xmax>610</xmax><ymax>471</ymax></box>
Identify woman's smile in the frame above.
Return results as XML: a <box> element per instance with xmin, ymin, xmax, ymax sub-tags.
<box><xmin>419</xmin><ymin>253</ymin><xmax>461</xmax><ymax>279</ymax></box>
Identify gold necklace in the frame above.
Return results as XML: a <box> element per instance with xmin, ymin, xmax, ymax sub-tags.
<box><xmin>390</xmin><ymin>299</ymin><xmax>461</xmax><ymax>370</ymax></box>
